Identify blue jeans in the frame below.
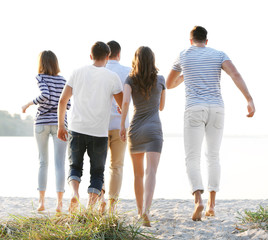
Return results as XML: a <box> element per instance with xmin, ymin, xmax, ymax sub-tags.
<box><xmin>68</xmin><ymin>131</ymin><xmax>108</xmax><ymax>195</ymax></box>
<box><xmin>35</xmin><ymin>125</ymin><xmax>67</xmax><ymax>192</ymax></box>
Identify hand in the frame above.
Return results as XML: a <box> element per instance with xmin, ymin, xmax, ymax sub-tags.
<box><xmin>57</xmin><ymin>126</ymin><xmax>68</xmax><ymax>141</ymax></box>
<box><xmin>22</xmin><ymin>104</ymin><xmax>29</xmax><ymax>113</ymax></box>
<box><xmin>120</xmin><ymin>127</ymin><xmax>126</xmax><ymax>142</ymax></box>
<box><xmin>117</xmin><ymin>106</ymin><xmax>121</xmax><ymax>114</ymax></box>
<box><xmin>247</xmin><ymin>99</ymin><xmax>255</xmax><ymax>118</ymax></box>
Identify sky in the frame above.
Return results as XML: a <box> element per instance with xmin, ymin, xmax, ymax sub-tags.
<box><xmin>0</xmin><ymin>0</ymin><xmax>267</xmax><ymax>136</ymax></box>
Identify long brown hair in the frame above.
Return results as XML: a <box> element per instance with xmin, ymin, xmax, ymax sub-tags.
<box><xmin>130</xmin><ymin>46</ymin><xmax>158</xmax><ymax>100</ymax></box>
<box><xmin>38</xmin><ymin>50</ymin><xmax>60</xmax><ymax>76</ymax></box>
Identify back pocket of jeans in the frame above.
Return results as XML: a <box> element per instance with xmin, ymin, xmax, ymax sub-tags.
<box><xmin>188</xmin><ymin>110</ymin><xmax>204</xmax><ymax>127</ymax></box>
<box><xmin>214</xmin><ymin>112</ymin><xmax>224</xmax><ymax>129</ymax></box>
<box><xmin>35</xmin><ymin>125</ymin><xmax>44</xmax><ymax>134</ymax></box>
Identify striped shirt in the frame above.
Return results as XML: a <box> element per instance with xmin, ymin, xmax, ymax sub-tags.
<box><xmin>33</xmin><ymin>74</ymin><xmax>71</xmax><ymax>126</ymax></box>
<box><xmin>172</xmin><ymin>46</ymin><xmax>230</xmax><ymax>109</ymax></box>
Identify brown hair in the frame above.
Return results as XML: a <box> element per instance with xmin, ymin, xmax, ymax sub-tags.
<box><xmin>38</xmin><ymin>50</ymin><xmax>60</xmax><ymax>76</ymax></box>
<box><xmin>190</xmin><ymin>26</ymin><xmax>207</xmax><ymax>43</ymax></box>
<box><xmin>107</xmin><ymin>40</ymin><xmax>121</xmax><ymax>58</ymax></box>
<box><xmin>91</xmin><ymin>41</ymin><xmax>111</xmax><ymax>61</ymax></box>
<box><xmin>130</xmin><ymin>46</ymin><xmax>158</xmax><ymax>100</ymax></box>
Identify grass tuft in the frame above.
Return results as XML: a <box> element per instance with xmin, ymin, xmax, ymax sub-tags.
<box><xmin>236</xmin><ymin>205</ymin><xmax>268</xmax><ymax>232</ymax></box>
<box><xmin>0</xmin><ymin>210</ymin><xmax>157</xmax><ymax>240</ymax></box>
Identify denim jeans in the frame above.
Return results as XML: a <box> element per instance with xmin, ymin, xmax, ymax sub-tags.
<box><xmin>35</xmin><ymin>125</ymin><xmax>67</xmax><ymax>192</ymax></box>
<box><xmin>67</xmin><ymin>131</ymin><xmax>108</xmax><ymax>195</ymax></box>
<box><xmin>184</xmin><ymin>105</ymin><xmax>224</xmax><ymax>194</ymax></box>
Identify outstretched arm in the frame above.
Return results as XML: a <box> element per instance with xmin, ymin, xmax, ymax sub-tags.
<box><xmin>222</xmin><ymin>60</ymin><xmax>255</xmax><ymax>117</ymax></box>
<box><xmin>22</xmin><ymin>101</ymin><xmax>34</xmax><ymax>113</ymax></box>
<box><xmin>166</xmin><ymin>70</ymin><xmax>184</xmax><ymax>89</ymax></box>
<box><xmin>120</xmin><ymin>84</ymin><xmax>131</xmax><ymax>142</ymax></box>
<box><xmin>57</xmin><ymin>85</ymin><xmax>72</xmax><ymax>141</ymax></box>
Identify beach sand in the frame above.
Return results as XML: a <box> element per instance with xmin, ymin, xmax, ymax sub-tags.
<box><xmin>0</xmin><ymin>197</ymin><xmax>267</xmax><ymax>239</ymax></box>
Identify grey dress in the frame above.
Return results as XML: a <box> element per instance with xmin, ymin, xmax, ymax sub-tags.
<box><xmin>125</xmin><ymin>75</ymin><xmax>166</xmax><ymax>153</ymax></box>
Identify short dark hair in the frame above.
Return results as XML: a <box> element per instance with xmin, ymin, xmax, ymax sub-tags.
<box><xmin>107</xmin><ymin>40</ymin><xmax>121</xmax><ymax>58</ymax></box>
<box><xmin>91</xmin><ymin>41</ymin><xmax>111</xmax><ymax>61</ymax></box>
<box><xmin>190</xmin><ymin>26</ymin><xmax>207</xmax><ymax>43</ymax></box>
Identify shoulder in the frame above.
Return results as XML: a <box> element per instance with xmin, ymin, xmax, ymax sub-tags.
<box><xmin>69</xmin><ymin>65</ymin><xmax>87</xmax><ymax>78</ymax></box>
<box><xmin>206</xmin><ymin>47</ymin><xmax>230</xmax><ymax>60</ymax></box>
<box><xmin>206</xmin><ymin>47</ymin><xmax>226</xmax><ymax>55</ymax></box>
<box><xmin>36</xmin><ymin>74</ymin><xmax>43</xmax><ymax>82</ymax></box>
<box><xmin>157</xmin><ymin>75</ymin><xmax>166</xmax><ymax>88</ymax></box>
<box><xmin>103</xmin><ymin>67</ymin><xmax>120</xmax><ymax>79</ymax></box>
<box><xmin>120</xmin><ymin>64</ymin><xmax>131</xmax><ymax>73</ymax></box>
<box><xmin>157</xmin><ymin>75</ymin><xmax>165</xmax><ymax>82</ymax></box>
<box><xmin>180</xmin><ymin>47</ymin><xmax>192</xmax><ymax>56</ymax></box>
<box><xmin>125</xmin><ymin>76</ymin><xmax>133</xmax><ymax>85</ymax></box>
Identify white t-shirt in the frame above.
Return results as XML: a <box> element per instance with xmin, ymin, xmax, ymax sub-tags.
<box><xmin>67</xmin><ymin>65</ymin><xmax>123</xmax><ymax>137</ymax></box>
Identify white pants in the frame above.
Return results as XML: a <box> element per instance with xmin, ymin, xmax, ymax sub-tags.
<box><xmin>184</xmin><ymin>105</ymin><xmax>224</xmax><ymax>194</ymax></box>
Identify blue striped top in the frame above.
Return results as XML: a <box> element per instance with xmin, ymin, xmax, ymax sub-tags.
<box><xmin>172</xmin><ymin>46</ymin><xmax>230</xmax><ymax>109</ymax></box>
<box><xmin>33</xmin><ymin>74</ymin><xmax>71</xmax><ymax>126</ymax></box>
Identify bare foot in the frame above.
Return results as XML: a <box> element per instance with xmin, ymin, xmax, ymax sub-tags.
<box><xmin>205</xmin><ymin>206</ymin><xmax>215</xmax><ymax>217</ymax></box>
<box><xmin>99</xmin><ymin>201</ymin><xmax>106</xmax><ymax>215</ymax></box>
<box><xmin>56</xmin><ymin>202</ymin><xmax>63</xmax><ymax>213</ymax></box>
<box><xmin>68</xmin><ymin>196</ymin><xmax>79</xmax><ymax>213</ymax></box>
<box><xmin>97</xmin><ymin>190</ymin><xmax>106</xmax><ymax>215</ymax></box>
<box><xmin>192</xmin><ymin>202</ymin><xmax>204</xmax><ymax>221</ymax></box>
<box><xmin>37</xmin><ymin>203</ymin><xmax>45</xmax><ymax>212</ymax></box>
<box><xmin>142</xmin><ymin>213</ymin><xmax>151</xmax><ymax>227</ymax></box>
<box><xmin>37</xmin><ymin>199</ymin><xmax>45</xmax><ymax>212</ymax></box>
<box><xmin>108</xmin><ymin>199</ymin><xmax>117</xmax><ymax>214</ymax></box>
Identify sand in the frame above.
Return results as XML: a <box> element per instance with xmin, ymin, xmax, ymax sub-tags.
<box><xmin>0</xmin><ymin>197</ymin><xmax>267</xmax><ymax>239</ymax></box>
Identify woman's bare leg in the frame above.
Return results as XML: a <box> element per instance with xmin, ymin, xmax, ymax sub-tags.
<box><xmin>143</xmin><ymin>152</ymin><xmax>160</xmax><ymax>226</ymax></box>
<box><xmin>131</xmin><ymin>153</ymin><xmax>145</xmax><ymax>217</ymax></box>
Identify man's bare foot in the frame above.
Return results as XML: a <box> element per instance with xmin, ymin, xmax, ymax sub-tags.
<box><xmin>97</xmin><ymin>190</ymin><xmax>106</xmax><ymax>215</ymax></box>
<box><xmin>192</xmin><ymin>202</ymin><xmax>204</xmax><ymax>221</ymax></box>
<box><xmin>205</xmin><ymin>206</ymin><xmax>215</xmax><ymax>217</ymax></box>
<box><xmin>108</xmin><ymin>199</ymin><xmax>117</xmax><ymax>214</ymax></box>
<box><xmin>141</xmin><ymin>213</ymin><xmax>151</xmax><ymax>227</ymax></box>
<box><xmin>68</xmin><ymin>196</ymin><xmax>79</xmax><ymax>213</ymax></box>
<box><xmin>56</xmin><ymin>202</ymin><xmax>63</xmax><ymax>213</ymax></box>
<box><xmin>99</xmin><ymin>201</ymin><xmax>106</xmax><ymax>215</ymax></box>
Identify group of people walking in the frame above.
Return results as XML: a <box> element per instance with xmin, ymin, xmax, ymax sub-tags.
<box><xmin>22</xmin><ymin>26</ymin><xmax>255</xmax><ymax>227</ymax></box>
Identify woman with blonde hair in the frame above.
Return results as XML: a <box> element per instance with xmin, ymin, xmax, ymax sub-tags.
<box><xmin>120</xmin><ymin>46</ymin><xmax>166</xmax><ymax>226</ymax></box>
<box><xmin>22</xmin><ymin>50</ymin><xmax>70</xmax><ymax>212</ymax></box>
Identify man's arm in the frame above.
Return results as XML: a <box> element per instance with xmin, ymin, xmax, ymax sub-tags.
<box><xmin>57</xmin><ymin>85</ymin><xmax>72</xmax><ymax>141</ymax></box>
<box><xmin>166</xmin><ymin>70</ymin><xmax>184</xmax><ymax>89</ymax></box>
<box><xmin>113</xmin><ymin>91</ymin><xmax>123</xmax><ymax>110</ymax></box>
<box><xmin>222</xmin><ymin>60</ymin><xmax>255</xmax><ymax>117</ymax></box>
